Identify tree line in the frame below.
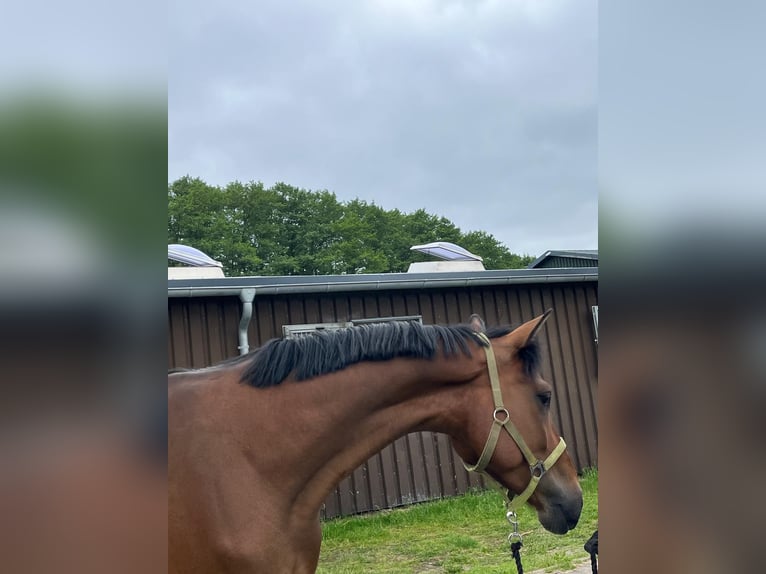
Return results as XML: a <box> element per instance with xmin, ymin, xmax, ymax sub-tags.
<box><xmin>168</xmin><ymin>176</ymin><xmax>532</xmax><ymax>276</ymax></box>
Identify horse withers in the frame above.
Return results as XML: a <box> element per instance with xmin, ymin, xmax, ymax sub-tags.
<box><xmin>169</xmin><ymin>312</ymin><xmax>582</xmax><ymax>573</ymax></box>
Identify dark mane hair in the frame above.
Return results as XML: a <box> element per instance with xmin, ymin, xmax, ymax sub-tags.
<box><xmin>237</xmin><ymin>320</ymin><xmax>539</xmax><ymax>388</ymax></box>
<box><xmin>240</xmin><ymin>322</ymin><xmax>479</xmax><ymax>387</ymax></box>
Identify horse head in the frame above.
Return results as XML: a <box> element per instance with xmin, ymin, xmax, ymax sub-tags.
<box><xmin>450</xmin><ymin>311</ymin><xmax>583</xmax><ymax>534</ymax></box>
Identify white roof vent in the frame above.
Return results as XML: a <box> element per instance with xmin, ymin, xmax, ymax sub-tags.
<box><xmin>410</xmin><ymin>241</ymin><xmax>483</xmax><ymax>261</ymax></box>
<box><xmin>408</xmin><ymin>242</ymin><xmax>485</xmax><ymax>273</ymax></box>
<box><xmin>168</xmin><ymin>244</ymin><xmax>223</xmax><ymax>267</ymax></box>
<box><xmin>168</xmin><ymin>244</ymin><xmax>225</xmax><ymax>279</ymax></box>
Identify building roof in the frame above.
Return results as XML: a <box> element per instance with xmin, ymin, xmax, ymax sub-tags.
<box><xmin>527</xmin><ymin>249</ymin><xmax>599</xmax><ymax>269</ymax></box>
<box><xmin>168</xmin><ymin>267</ymin><xmax>598</xmax><ymax>297</ymax></box>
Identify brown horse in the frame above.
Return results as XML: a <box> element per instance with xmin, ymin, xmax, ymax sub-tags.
<box><xmin>169</xmin><ymin>312</ymin><xmax>582</xmax><ymax>573</ymax></box>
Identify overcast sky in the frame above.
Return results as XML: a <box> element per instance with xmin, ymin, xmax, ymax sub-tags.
<box><xmin>169</xmin><ymin>0</ymin><xmax>597</xmax><ymax>258</ymax></box>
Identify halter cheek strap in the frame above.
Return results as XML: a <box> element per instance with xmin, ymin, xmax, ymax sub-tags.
<box><xmin>463</xmin><ymin>332</ymin><xmax>567</xmax><ymax>513</ymax></box>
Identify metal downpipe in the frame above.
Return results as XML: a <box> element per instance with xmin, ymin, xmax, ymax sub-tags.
<box><xmin>238</xmin><ymin>288</ymin><xmax>255</xmax><ymax>355</ymax></box>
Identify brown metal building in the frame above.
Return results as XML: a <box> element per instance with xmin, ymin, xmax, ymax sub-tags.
<box><xmin>168</xmin><ymin>267</ymin><xmax>598</xmax><ymax>518</ymax></box>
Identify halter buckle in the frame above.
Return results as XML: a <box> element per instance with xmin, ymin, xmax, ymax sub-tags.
<box><xmin>530</xmin><ymin>460</ymin><xmax>546</xmax><ymax>479</ymax></box>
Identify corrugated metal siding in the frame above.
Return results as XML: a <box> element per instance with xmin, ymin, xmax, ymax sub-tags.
<box><xmin>168</xmin><ymin>282</ymin><xmax>598</xmax><ymax>518</ymax></box>
<box><xmin>168</xmin><ymin>296</ymin><xmax>241</xmax><ymax>368</ymax></box>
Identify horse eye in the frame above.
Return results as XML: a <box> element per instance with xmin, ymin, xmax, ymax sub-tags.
<box><xmin>537</xmin><ymin>393</ymin><xmax>552</xmax><ymax>408</ymax></box>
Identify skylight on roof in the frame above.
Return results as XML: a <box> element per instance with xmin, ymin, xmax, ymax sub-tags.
<box><xmin>410</xmin><ymin>241</ymin><xmax>483</xmax><ymax>262</ymax></box>
<box><xmin>168</xmin><ymin>244</ymin><xmax>223</xmax><ymax>267</ymax></box>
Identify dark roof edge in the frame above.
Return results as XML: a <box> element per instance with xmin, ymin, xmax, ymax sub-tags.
<box><xmin>168</xmin><ymin>267</ymin><xmax>598</xmax><ymax>297</ymax></box>
<box><xmin>527</xmin><ymin>250</ymin><xmax>599</xmax><ymax>269</ymax></box>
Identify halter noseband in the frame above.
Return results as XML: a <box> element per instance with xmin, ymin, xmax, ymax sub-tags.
<box><xmin>463</xmin><ymin>332</ymin><xmax>567</xmax><ymax>513</ymax></box>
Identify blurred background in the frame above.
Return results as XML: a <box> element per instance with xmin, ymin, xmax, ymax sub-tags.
<box><xmin>600</xmin><ymin>1</ymin><xmax>766</xmax><ymax>572</ymax></box>
<box><xmin>0</xmin><ymin>0</ymin><xmax>166</xmax><ymax>572</ymax></box>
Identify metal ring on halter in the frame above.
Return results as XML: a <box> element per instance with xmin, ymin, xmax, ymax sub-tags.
<box><xmin>493</xmin><ymin>407</ymin><xmax>510</xmax><ymax>424</ymax></box>
<box><xmin>506</xmin><ymin>511</ymin><xmax>518</xmax><ymax>526</ymax></box>
<box><xmin>530</xmin><ymin>460</ymin><xmax>546</xmax><ymax>479</ymax></box>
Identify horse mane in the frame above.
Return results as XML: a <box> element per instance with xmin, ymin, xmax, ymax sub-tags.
<box><xmin>237</xmin><ymin>321</ymin><xmax>538</xmax><ymax>388</ymax></box>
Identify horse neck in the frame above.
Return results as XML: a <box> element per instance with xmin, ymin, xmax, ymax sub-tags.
<box><xmin>247</xmin><ymin>351</ymin><xmax>484</xmax><ymax>519</ymax></box>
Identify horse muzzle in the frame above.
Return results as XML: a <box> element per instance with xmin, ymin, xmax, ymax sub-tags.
<box><xmin>536</xmin><ymin>488</ymin><xmax>583</xmax><ymax>534</ymax></box>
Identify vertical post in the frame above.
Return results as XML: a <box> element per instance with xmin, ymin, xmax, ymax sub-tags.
<box><xmin>238</xmin><ymin>288</ymin><xmax>256</xmax><ymax>355</ymax></box>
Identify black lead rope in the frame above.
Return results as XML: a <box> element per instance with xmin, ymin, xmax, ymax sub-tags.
<box><xmin>510</xmin><ymin>530</ymin><xmax>597</xmax><ymax>574</ymax></box>
<box><xmin>584</xmin><ymin>530</ymin><xmax>598</xmax><ymax>574</ymax></box>
<box><xmin>510</xmin><ymin>540</ymin><xmax>524</xmax><ymax>574</ymax></box>
<box><xmin>507</xmin><ymin>523</ymin><xmax>597</xmax><ymax>574</ymax></box>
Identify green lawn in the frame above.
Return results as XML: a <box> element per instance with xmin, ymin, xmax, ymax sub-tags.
<box><xmin>318</xmin><ymin>468</ymin><xmax>598</xmax><ymax>574</ymax></box>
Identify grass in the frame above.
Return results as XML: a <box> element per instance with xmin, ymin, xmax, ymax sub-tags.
<box><xmin>318</xmin><ymin>468</ymin><xmax>598</xmax><ymax>574</ymax></box>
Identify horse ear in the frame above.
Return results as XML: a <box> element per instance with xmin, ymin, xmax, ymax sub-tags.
<box><xmin>468</xmin><ymin>314</ymin><xmax>486</xmax><ymax>333</ymax></box>
<box><xmin>507</xmin><ymin>309</ymin><xmax>553</xmax><ymax>346</ymax></box>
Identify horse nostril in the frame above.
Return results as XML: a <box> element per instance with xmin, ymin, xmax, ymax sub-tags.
<box><xmin>557</xmin><ymin>497</ymin><xmax>582</xmax><ymax>530</ymax></box>
<box><xmin>567</xmin><ymin>513</ymin><xmax>580</xmax><ymax>529</ymax></box>
<box><xmin>567</xmin><ymin>503</ymin><xmax>583</xmax><ymax>528</ymax></box>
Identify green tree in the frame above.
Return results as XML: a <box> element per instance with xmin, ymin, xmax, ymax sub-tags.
<box><xmin>168</xmin><ymin>177</ymin><xmax>261</xmax><ymax>275</ymax></box>
<box><xmin>460</xmin><ymin>230</ymin><xmax>533</xmax><ymax>269</ymax></box>
<box><xmin>168</xmin><ymin>177</ymin><xmax>533</xmax><ymax>276</ymax></box>
<box><xmin>328</xmin><ymin>200</ymin><xmax>392</xmax><ymax>274</ymax></box>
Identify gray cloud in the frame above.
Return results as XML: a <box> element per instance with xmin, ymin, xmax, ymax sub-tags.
<box><xmin>169</xmin><ymin>0</ymin><xmax>597</xmax><ymax>257</ymax></box>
